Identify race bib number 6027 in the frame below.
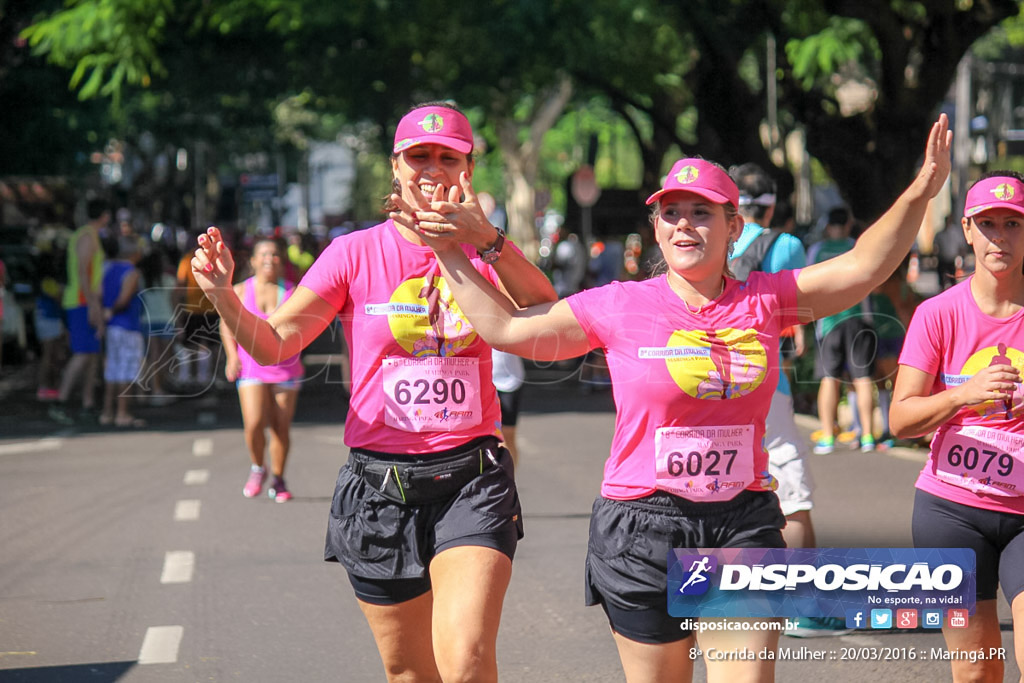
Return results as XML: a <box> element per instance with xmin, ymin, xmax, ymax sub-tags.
<box><xmin>654</xmin><ymin>424</ymin><xmax>755</xmax><ymax>502</ymax></box>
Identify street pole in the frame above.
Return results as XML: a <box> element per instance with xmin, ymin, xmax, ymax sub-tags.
<box><xmin>193</xmin><ymin>141</ymin><xmax>206</xmax><ymax>231</ymax></box>
<box><xmin>953</xmin><ymin>54</ymin><xmax>972</xmax><ymax>216</ymax></box>
<box><xmin>767</xmin><ymin>33</ymin><xmax>780</xmax><ymax>163</ymax></box>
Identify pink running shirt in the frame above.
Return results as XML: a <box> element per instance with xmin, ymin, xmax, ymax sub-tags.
<box><xmin>237</xmin><ymin>277</ymin><xmax>305</xmax><ymax>383</ymax></box>
<box><xmin>899</xmin><ymin>277</ymin><xmax>1024</xmax><ymax>514</ymax></box>
<box><xmin>565</xmin><ymin>270</ymin><xmax>801</xmax><ymax>500</ymax></box>
<box><xmin>299</xmin><ymin>220</ymin><xmax>504</xmax><ymax>453</ymax></box>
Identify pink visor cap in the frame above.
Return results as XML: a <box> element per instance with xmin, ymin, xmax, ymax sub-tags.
<box><xmin>392</xmin><ymin>106</ymin><xmax>474</xmax><ymax>155</ymax></box>
<box><xmin>964</xmin><ymin>176</ymin><xmax>1024</xmax><ymax>218</ymax></box>
<box><xmin>645</xmin><ymin>158</ymin><xmax>740</xmax><ymax>207</ymax></box>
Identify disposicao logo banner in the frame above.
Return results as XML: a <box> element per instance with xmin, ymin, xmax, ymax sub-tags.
<box><xmin>668</xmin><ymin>548</ymin><xmax>975</xmax><ymax>618</ymax></box>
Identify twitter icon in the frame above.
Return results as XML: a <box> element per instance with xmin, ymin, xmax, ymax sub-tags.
<box><xmin>870</xmin><ymin>609</ymin><xmax>893</xmax><ymax>629</ymax></box>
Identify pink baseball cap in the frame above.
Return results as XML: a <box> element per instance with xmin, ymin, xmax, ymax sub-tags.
<box><xmin>645</xmin><ymin>158</ymin><xmax>740</xmax><ymax>207</ymax></box>
<box><xmin>964</xmin><ymin>176</ymin><xmax>1024</xmax><ymax>217</ymax></box>
<box><xmin>392</xmin><ymin>106</ymin><xmax>474</xmax><ymax>155</ymax></box>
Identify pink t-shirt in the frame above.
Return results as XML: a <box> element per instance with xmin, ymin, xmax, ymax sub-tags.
<box><xmin>899</xmin><ymin>277</ymin><xmax>1024</xmax><ymax>514</ymax></box>
<box><xmin>299</xmin><ymin>220</ymin><xmax>504</xmax><ymax>454</ymax></box>
<box><xmin>565</xmin><ymin>270</ymin><xmax>801</xmax><ymax>500</ymax></box>
<box><xmin>237</xmin><ymin>277</ymin><xmax>304</xmax><ymax>383</ymax></box>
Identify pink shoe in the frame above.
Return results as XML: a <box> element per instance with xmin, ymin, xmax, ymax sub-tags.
<box><xmin>36</xmin><ymin>388</ymin><xmax>60</xmax><ymax>401</ymax></box>
<box><xmin>243</xmin><ymin>466</ymin><xmax>267</xmax><ymax>498</ymax></box>
<box><xmin>268</xmin><ymin>477</ymin><xmax>291</xmax><ymax>503</ymax></box>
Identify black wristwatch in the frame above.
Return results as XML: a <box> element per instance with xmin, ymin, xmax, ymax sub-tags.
<box><xmin>478</xmin><ymin>227</ymin><xmax>506</xmax><ymax>264</ymax></box>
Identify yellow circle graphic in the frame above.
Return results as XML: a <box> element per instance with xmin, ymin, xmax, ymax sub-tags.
<box><xmin>960</xmin><ymin>344</ymin><xmax>1024</xmax><ymax>419</ymax></box>
<box><xmin>387</xmin><ymin>276</ymin><xmax>477</xmax><ymax>357</ymax></box>
<box><xmin>419</xmin><ymin>113</ymin><xmax>444</xmax><ymax>133</ymax></box>
<box><xmin>993</xmin><ymin>183</ymin><xmax>1015</xmax><ymax>201</ymax></box>
<box><xmin>675</xmin><ymin>165</ymin><xmax>699</xmax><ymax>185</ymax></box>
<box><xmin>665</xmin><ymin>328</ymin><xmax>768</xmax><ymax>399</ymax></box>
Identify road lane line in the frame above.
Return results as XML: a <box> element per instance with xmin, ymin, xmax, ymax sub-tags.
<box><xmin>160</xmin><ymin>551</ymin><xmax>195</xmax><ymax>584</ymax></box>
<box><xmin>174</xmin><ymin>500</ymin><xmax>201</xmax><ymax>521</ymax></box>
<box><xmin>138</xmin><ymin>625</ymin><xmax>184</xmax><ymax>664</ymax></box>
<box><xmin>192</xmin><ymin>438</ymin><xmax>213</xmax><ymax>456</ymax></box>
<box><xmin>183</xmin><ymin>469</ymin><xmax>210</xmax><ymax>485</ymax></box>
<box><xmin>0</xmin><ymin>438</ymin><xmax>62</xmax><ymax>456</ymax></box>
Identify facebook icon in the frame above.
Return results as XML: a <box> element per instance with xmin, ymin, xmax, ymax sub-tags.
<box><xmin>845</xmin><ymin>609</ymin><xmax>866</xmax><ymax>629</ymax></box>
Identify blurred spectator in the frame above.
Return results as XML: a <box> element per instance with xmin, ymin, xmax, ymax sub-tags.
<box><xmin>807</xmin><ymin>207</ymin><xmax>878</xmax><ymax>453</ymax></box>
<box><xmin>287</xmin><ymin>232</ymin><xmax>316</xmax><ymax>280</ymax></box>
<box><xmin>100</xmin><ymin>237</ymin><xmax>145</xmax><ymax>427</ymax></box>
<box><xmin>934</xmin><ymin>218</ymin><xmax>970</xmax><ymax>290</ymax></box>
<box><xmin>492</xmin><ymin>349</ymin><xmax>526</xmax><ymax>466</ymax></box>
<box><xmin>138</xmin><ymin>245</ymin><xmax>177</xmax><ymax>404</ymax></box>
<box><xmin>866</xmin><ymin>256</ymin><xmax>921</xmax><ymax>446</ymax></box>
<box><xmin>175</xmin><ymin>236</ymin><xmax>220</xmax><ymax>391</ymax></box>
<box><xmin>551</xmin><ymin>229</ymin><xmax>587</xmax><ymax>297</ymax></box>
<box><xmin>34</xmin><ymin>239</ymin><xmax>67</xmax><ymax>400</ymax></box>
<box><xmin>771</xmin><ymin>200</ymin><xmax>797</xmax><ymax>234</ymax></box>
<box><xmin>588</xmin><ymin>239</ymin><xmax>624</xmax><ymax>288</ymax></box>
<box><xmin>50</xmin><ymin>198</ymin><xmax>109</xmax><ymax>425</ymax></box>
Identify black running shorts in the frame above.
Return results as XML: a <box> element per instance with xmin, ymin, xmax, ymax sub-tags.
<box><xmin>817</xmin><ymin>316</ymin><xmax>876</xmax><ymax>380</ymax></box>
<box><xmin>585</xmin><ymin>489</ymin><xmax>786</xmax><ymax>644</ymax></box>
<box><xmin>913</xmin><ymin>488</ymin><xmax>1024</xmax><ymax>603</ymax></box>
<box><xmin>325</xmin><ymin>441</ymin><xmax>523</xmax><ymax>605</ymax></box>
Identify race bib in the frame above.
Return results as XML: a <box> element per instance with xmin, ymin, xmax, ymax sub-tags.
<box><xmin>934</xmin><ymin>425</ymin><xmax>1024</xmax><ymax>497</ymax></box>
<box><xmin>654</xmin><ymin>425</ymin><xmax>755</xmax><ymax>502</ymax></box>
<box><xmin>382</xmin><ymin>356</ymin><xmax>482</xmax><ymax>432</ymax></box>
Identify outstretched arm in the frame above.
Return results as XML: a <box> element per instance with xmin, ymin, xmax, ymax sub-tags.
<box><xmin>191</xmin><ymin>227</ymin><xmax>336</xmax><ymax>365</ymax></box>
<box><xmin>795</xmin><ymin>114</ymin><xmax>952</xmax><ymax>322</ymax></box>
<box><xmin>431</xmin><ymin>243</ymin><xmax>590</xmax><ymax>361</ymax></box>
<box><xmin>390</xmin><ymin>180</ymin><xmax>584</xmax><ymax>360</ymax></box>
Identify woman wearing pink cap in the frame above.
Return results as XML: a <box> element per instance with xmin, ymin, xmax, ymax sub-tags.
<box><xmin>405</xmin><ymin>115</ymin><xmax>950</xmax><ymax>682</ymax></box>
<box><xmin>192</xmin><ymin>102</ymin><xmax>556</xmax><ymax>682</ymax></box>
<box><xmin>891</xmin><ymin>171</ymin><xmax>1024</xmax><ymax>683</ymax></box>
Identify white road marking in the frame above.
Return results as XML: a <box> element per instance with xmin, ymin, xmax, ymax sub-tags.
<box><xmin>160</xmin><ymin>551</ymin><xmax>195</xmax><ymax>584</ymax></box>
<box><xmin>0</xmin><ymin>438</ymin><xmax>62</xmax><ymax>456</ymax></box>
<box><xmin>174</xmin><ymin>500</ymin><xmax>201</xmax><ymax>521</ymax></box>
<box><xmin>183</xmin><ymin>469</ymin><xmax>210</xmax><ymax>485</ymax></box>
<box><xmin>192</xmin><ymin>438</ymin><xmax>213</xmax><ymax>456</ymax></box>
<box><xmin>138</xmin><ymin>625</ymin><xmax>184</xmax><ymax>664</ymax></box>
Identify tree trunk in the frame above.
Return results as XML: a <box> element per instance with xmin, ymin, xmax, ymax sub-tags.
<box><xmin>493</xmin><ymin>76</ymin><xmax>573</xmax><ymax>259</ymax></box>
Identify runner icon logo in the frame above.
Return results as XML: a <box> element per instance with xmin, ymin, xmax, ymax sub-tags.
<box><xmin>678</xmin><ymin>555</ymin><xmax>718</xmax><ymax>596</ymax></box>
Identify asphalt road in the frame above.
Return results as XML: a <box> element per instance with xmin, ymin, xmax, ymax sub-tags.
<box><xmin>0</xmin><ymin>356</ymin><xmax>1019</xmax><ymax>682</ymax></box>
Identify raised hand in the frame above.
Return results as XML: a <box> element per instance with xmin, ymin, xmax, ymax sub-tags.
<box><xmin>908</xmin><ymin>113</ymin><xmax>953</xmax><ymax>201</ymax></box>
<box><xmin>191</xmin><ymin>227</ymin><xmax>235</xmax><ymax>293</ymax></box>
<box><xmin>389</xmin><ymin>181</ymin><xmax>461</xmax><ymax>253</ymax></box>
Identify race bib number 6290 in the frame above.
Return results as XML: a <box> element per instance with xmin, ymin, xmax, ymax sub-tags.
<box><xmin>382</xmin><ymin>356</ymin><xmax>482</xmax><ymax>433</ymax></box>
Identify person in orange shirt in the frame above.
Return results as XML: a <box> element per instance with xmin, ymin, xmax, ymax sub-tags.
<box><xmin>175</xmin><ymin>235</ymin><xmax>220</xmax><ymax>390</ymax></box>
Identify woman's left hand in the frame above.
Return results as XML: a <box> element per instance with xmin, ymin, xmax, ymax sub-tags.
<box><xmin>405</xmin><ymin>172</ymin><xmax>499</xmax><ymax>252</ymax></box>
